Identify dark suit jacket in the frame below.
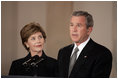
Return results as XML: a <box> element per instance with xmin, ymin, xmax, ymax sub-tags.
<box><xmin>58</xmin><ymin>39</ymin><xmax>112</xmax><ymax>78</ymax></box>
<box><xmin>9</xmin><ymin>51</ymin><xmax>58</xmax><ymax>77</ymax></box>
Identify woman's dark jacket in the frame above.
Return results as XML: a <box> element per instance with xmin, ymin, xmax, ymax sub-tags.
<box><xmin>9</xmin><ymin>51</ymin><xmax>58</xmax><ymax>77</ymax></box>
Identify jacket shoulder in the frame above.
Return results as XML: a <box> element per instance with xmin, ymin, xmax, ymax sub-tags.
<box><xmin>91</xmin><ymin>40</ymin><xmax>112</xmax><ymax>59</ymax></box>
<box><xmin>94</xmin><ymin>41</ymin><xmax>111</xmax><ymax>52</ymax></box>
<box><xmin>58</xmin><ymin>44</ymin><xmax>73</xmax><ymax>57</ymax></box>
<box><xmin>11</xmin><ymin>57</ymin><xmax>25</xmax><ymax>66</ymax></box>
<box><xmin>59</xmin><ymin>44</ymin><xmax>73</xmax><ymax>51</ymax></box>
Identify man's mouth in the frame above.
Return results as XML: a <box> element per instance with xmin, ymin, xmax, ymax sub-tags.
<box><xmin>72</xmin><ymin>34</ymin><xmax>78</xmax><ymax>36</ymax></box>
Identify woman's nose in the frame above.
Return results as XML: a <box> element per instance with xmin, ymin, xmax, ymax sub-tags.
<box><xmin>37</xmin><ymin>38</ymin><xmax>41</xmax><ymax>43</ymax></box>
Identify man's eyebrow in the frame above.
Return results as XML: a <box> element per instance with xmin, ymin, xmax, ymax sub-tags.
<box><xmin>70</xmin><ymin>22</ymin><xmax>73</xmax><ymax>24</ymax></box>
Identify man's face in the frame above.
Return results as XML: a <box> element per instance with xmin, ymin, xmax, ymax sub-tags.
<box><xmin>70</xmin><ymin>16</ymin><xmax>92</xmax><ymax>45</ymax></box>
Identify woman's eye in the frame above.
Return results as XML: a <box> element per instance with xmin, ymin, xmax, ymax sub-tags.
<box><xmin>39</xmin><ymin>35</ymin><xmax>43</xmax><ymax>39</ymax></box>
<box><xmin>31</xmin><ymin>37</ymin><xmax>35</xmax><ymax>40</ymax></box>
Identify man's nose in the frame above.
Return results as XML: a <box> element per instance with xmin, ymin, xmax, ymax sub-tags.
<box><xmin>73</xmin><ymin>26</ymin><xmax>78</xmax><ymax>31</ymax></box>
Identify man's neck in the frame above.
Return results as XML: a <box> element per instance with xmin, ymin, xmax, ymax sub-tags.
<box><xmin>75</xmin><ymin>37</ymin><xmax>90</xmax><ymax>46</ymax></box>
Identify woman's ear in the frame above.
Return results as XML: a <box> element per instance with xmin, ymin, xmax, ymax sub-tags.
<box><xmin>24</xmin><ymin>42</ymin><xmax>29</xmax><ymax>48</ymax></box>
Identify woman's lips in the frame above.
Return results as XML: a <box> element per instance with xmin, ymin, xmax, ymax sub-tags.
<box><xmin>35</xmin><ymin>45</ymin><xmax>42</xmax><ymax>47</ymax></box>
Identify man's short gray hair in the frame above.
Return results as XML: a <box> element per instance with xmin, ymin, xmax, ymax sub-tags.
<box><xmin>72</xmin><ymin>11</ymin><xmax>94</xmax><ymax>28</ymax></box>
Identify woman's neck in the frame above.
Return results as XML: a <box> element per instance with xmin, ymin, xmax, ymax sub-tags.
<box><xmin>31</xmin><ymin>51</ymin><xmax>42</xmax><ymax>57</ymax></box>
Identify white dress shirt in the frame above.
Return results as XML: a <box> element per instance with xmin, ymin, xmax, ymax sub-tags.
<box><xmin>71</xmin><ymin>37</ymin><xmax>90</xmax><ymax>59</ymax></box>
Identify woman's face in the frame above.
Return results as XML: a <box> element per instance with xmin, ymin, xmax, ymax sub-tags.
<box><xmin>25</xmin><ymin>32</ymin><xmax>45</xmax><ymax>56</ymax></box>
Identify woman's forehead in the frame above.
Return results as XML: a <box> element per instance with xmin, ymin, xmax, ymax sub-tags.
<box><xmin>30</xmin><ymin>32</ymin><xmax>42</xmax><ymax>37</ymax></box>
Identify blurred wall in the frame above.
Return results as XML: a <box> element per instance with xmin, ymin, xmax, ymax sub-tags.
<box><xmin>1</xmin><ymin>2</ymin><xmax>18</xmax><ymax>75</ymax></box>
<box><xmin>1</xmin><ymin>1</ymin><xmax>117</xmax><ymax>78</ymax></box>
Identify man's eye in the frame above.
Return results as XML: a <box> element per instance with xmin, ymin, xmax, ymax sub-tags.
<box><xmin>77</xmin><ymin>24</ymin><xmax>81</xmax><ymax>27</ymax></box>
<box><xmin>70</xmin><ymin>24</ymin><xmax>73</xmax><ymax>27</ymax></box>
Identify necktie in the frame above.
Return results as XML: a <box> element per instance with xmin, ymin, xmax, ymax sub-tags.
<box><xmin>68</xmin><ymin>47</ymin><xmax>79</xmax><ymax>77</ymax></box>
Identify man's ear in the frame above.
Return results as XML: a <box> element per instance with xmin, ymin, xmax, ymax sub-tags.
<box><xmin>87</xmin><ymin>27</ymin><xmax>93</xmax><ymax>35</ymax></box>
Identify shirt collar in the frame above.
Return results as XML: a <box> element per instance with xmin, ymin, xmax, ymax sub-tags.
<box><xmin>74</xmin><ymin>37</ymin><xmax>90</xmax><ymax>51</ymax></box>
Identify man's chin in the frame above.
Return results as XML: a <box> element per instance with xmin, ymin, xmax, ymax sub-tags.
<box><xmin>72</xmin><ymin>39</ymin><xmax>79</xmax><ymax>42</ymax></box>
<box><xmin>72</xmin><ymin>40</ymin><xmax>81</xmax><ymax>44</ymax></box>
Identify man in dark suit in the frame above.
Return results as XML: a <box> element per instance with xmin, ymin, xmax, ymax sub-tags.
<box><xmin>57</xmin><ymin>11</ymin><xmax>112</xmax><ymax>78</ymax></box>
